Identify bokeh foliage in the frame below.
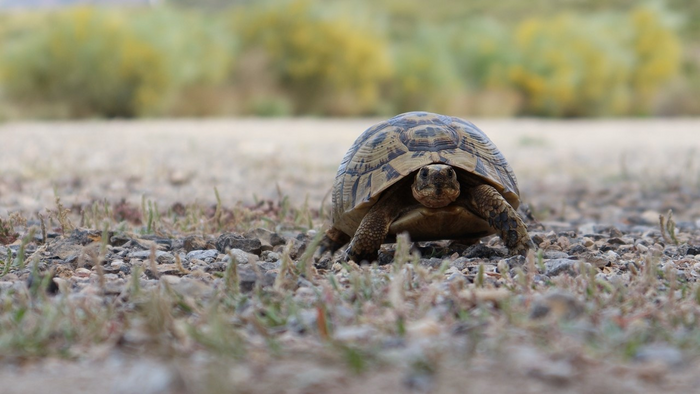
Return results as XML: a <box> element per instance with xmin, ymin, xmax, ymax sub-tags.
<box><xmin>0</xmin><ymin>0</ymin><xmax>695</xmax><ymax>118</ymax></box>
<box><xmin>234</xmin><ymin>0</ymin><xmax>391</xmax><ymax>116</ymax></box>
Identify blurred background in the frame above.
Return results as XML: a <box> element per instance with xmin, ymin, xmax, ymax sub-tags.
<box><xmin>0</xmin><ymin>0</ymin><xmax>698</xmax><ymax>119</ymax></box>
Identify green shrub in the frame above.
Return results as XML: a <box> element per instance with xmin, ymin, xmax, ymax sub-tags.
<box><xmin>628</xmin><ymin>6</ymin><xmax>683</xmax><ymax>112</ymax></box>
<box><xmin>129</xmin><ymin>8</ymin><xmax>235</xmax><ymax>89</ymax></box>
<box><xmin>389</xmin><ymin>26</ymin><xmax>464</xmax><ymax>114</ymax></box>
<box><xmin>128</xmin><ymin>8</ymin><xmax>237</xmax><ymax>116</ymax></box>
<box><xmin>1</xmin><ymin>7</ymin><xmax>170</xmax><ymax>118</ymax></box>
<box><xmin>0</xmin><ymin>2</ymin><xmax>689</xmax><ymax>118</ymax></box>
<box><xmin>233</xmin><ymin>0</ymin><xmax>392</xmax><ymax>115</ymax></box>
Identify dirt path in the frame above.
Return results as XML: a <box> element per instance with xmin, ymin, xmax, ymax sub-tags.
<box><xmin>1</xmin><ymin>118</ymin><xmax>699</xmax><ymax>215</ymax></box>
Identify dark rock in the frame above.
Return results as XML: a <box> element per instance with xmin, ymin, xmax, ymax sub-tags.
<box><xmin>287</xmin><ymin>237</ymin><xmax>307</xmax><ymax>259</ymax></box>
<box><xmin>33</xmin><ymin>231</ymin><xmax>60</xmax><ymax>243</ymax></box>
<box><xmin>608</xmin><ymin>226</ymin><xmax>624</xmax><ymax>238</ymax></box>
<box><xmin>378</xmin><ymin>251</ymin><xmax>394</xmax><ymax>265</ymax></box>
<box><xmin>531</xmin><ymin>234</ymin><xmax>546</xmax><ymax>246</ymax></box>
<box><xmin>270</xmin><ymin>233</ymin><xmax>286</xmax><ymax>246</ymax></box>
<box><xmin>446</xmin><ymin>241</ymin><xmax>472</xmax><ymax>255</ymax></box>
<box><xmin>27</xmin><ymin>273</ymin><xmax>59</xmax><ymax>295</ymax></box>
<box><xmin>634</xmin><ymin>239</ymin><xmax>650</xmax><ymax>247</ymax></box>
<box><xmin>569</xmin><ymin>244</ymin><xmax>587</xmax><ymax>255</ymax></box>
<box><xmin>681</xmin><ymin>245</ymin><xmax>700</xmax><ymax>256</ymax></box>
<box><xmin>599</xmin><ymin>245</ymin><xmax>616</xmax><ymax>252</ymax></box>
<box><xmin>314</xmin><ymin>255</ymin><xmax>332</xmax><ymax>270</ymax></box>
<box><xmin>69</xmin><ymin>229</ymin><xmax>112</xmax><ymax>245</ymax></box>
<box><xmin>245</xmin><ymin>228</ymin><xmax>286</xmax><ymax>248</ymax></box>
<box><xmin>144</xmin><ymin>268</ymin><xmax>159</xmax><ymax>280</ymax></box>
<box><xmin>416</xmin><ymin>243</ymin><xmax>448</xmax><ymax>257</ymax></box>
<box><xmin>183</xmin><ymin>235</ymin><xmax>208</xmax><ymax>252</ymax></box>
<box><xmin>664</xmin><ymin>246</ymin><xmax>680</xmax><ymax>257</ymax></box>
<box><xmin>238</xmin><ymin>266</ymin><xmax>276</xmax><ymax>292</ymax></box>
<box><xmin>463</xmin><ymin>244</ymin><xmax>503</xmax><ymax>259</ymax></box>
<box><xmin>110</xmin><ymin>235</ymin><xmax>131</xmax><ymax>247</ymax></box>
<box><xmin>216</xmin><ymin>233</ymin><xmax>262</xmax><ymax>255</ymax></box>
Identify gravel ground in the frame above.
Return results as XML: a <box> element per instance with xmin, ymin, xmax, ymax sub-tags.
<box><xmin>1</xmin><ymin>118</ymin><xmax>700</xmax><ymax>394</ymax></box>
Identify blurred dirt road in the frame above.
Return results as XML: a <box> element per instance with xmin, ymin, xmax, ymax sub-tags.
<box><xmin>1</xmin><ymin>118</ymin><xmax>699</xmax><ymax>216</ymax></box>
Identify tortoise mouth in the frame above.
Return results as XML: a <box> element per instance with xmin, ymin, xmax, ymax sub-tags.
<box><xmin>412</xmin><ymin>186</ymin><xmax>459</xmax><ymax>208</ymax></box>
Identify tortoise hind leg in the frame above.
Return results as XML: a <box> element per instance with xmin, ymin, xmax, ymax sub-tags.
<box><xmin>466</xmin><ymin>184</ymin><xmax>531</xmax><ymax>256</ymax></box>
<box><xmin>319</xmin><ymin>227</ymin><xmax>351</xmax><ymax>256</ymax></box>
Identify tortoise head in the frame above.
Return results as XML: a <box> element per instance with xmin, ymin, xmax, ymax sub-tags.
<box><xmin>411</xmin><ymin>164</ymin><xmax>460</xmax><ymax>208</ymax></box>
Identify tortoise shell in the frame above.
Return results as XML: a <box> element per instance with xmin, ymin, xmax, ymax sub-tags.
<box><xmin>331</xmin><ymin>111</ymin><xmax>520</xmax><ymax>237</ymax></box>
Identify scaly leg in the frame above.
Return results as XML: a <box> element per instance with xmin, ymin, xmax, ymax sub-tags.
<box><xmin>466</xmin><ymin>184</ymin><xmax>531</xmax><ymax>256</ymax></box>
<box><xmin>346</xmin><ymin>196</ymin><xmax>402</xmax><ymax>263</ymax></box>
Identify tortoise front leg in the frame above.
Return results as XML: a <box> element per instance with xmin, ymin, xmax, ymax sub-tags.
<box><xmin>465</xmin><ymin>184</ymin><xmax>531</xmax><ymax>256</ymax></box>
<box><xmin>346</xmin><ymin>198</ymin><xmax>400</xmax><ymax>263</ymax></box>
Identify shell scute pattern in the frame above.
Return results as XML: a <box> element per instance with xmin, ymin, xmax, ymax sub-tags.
<box><xmin>332</xmin><ymin>111</ymin><xmax>520</xmax><ymax>236</ymax></box>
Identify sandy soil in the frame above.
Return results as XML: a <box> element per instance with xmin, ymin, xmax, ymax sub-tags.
<box><xmin>1</xmin><ymin>118</ymin><xmax>699</xmax><ymax>215</ymax></box>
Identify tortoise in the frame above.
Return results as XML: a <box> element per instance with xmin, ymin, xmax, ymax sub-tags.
<box><xmin>320</xmin><ymin>111</ymin><xmax>531</xmax><ymax>263</ymax></box>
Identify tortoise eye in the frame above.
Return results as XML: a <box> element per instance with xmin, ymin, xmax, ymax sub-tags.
<box><xmin>446</xmin><ymin>167</ymin><xmax>455</xmax><ymax>177</ymax></box>
<box><xmin>420</xmin><ymin>168</ymin><xmax>429</xmax><ymax>178</ymax></box>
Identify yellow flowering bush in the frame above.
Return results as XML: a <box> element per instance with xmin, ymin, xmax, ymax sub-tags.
<box><xmin>506</xmin><ymin>7</ymin><xmax>681</xmax><ymax>116</ymax></box>
<box><xmin>234</xmin><ymin>0</ymin><xmax>392</xmax><ymax>115</ymax></box>
<box><xmin>629</xmin><ymin>7</ymin><xmax>682</xmax><ymax>111</ymax></box>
